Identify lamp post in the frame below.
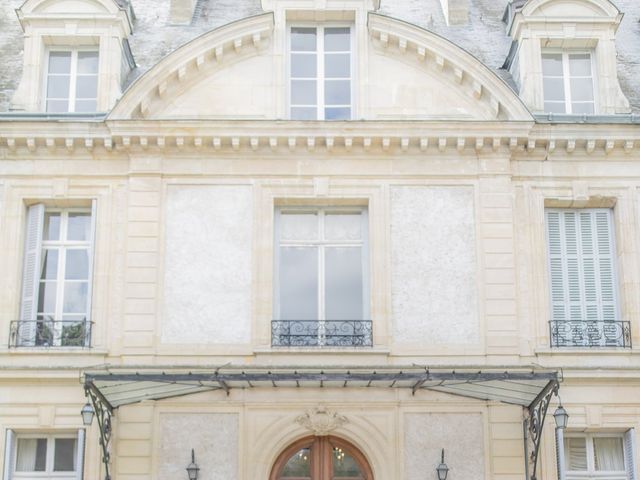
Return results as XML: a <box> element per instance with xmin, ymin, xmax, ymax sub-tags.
<box><xmin>436</xmin><ymin>449</ymin><xmax>449</xmax><ymax>480</ymax></box>
<box><xmin>186</xmin><ymin>449</ymin><xmax>200</xmax><ymax>480</ymax></box>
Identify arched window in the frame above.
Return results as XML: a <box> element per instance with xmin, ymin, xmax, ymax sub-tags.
<box><xmin>270</xmin><ymin>436</ymin><xmax>373</xmax><ymax>480</ymax></box>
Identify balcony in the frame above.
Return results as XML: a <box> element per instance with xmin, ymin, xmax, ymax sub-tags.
<box><xmin>272</xmin><ymin>320</ymin><xmax>373</xmax><ymax>347</ymax></box>
<box><xmin>549</xmin><ymin>320</ymin><xmax>632</xmax><ymax>348</ymax></box>
<box><xmin>9</xmin><ymin>320</ymin><xmax>93</xmax><ymax>348</ymax></box>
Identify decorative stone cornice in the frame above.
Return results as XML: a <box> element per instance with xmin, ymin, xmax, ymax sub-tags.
<box><xmin>296</xmin><ymin>407</ymin><xmax>348</xmax><ymax>436</ymax></box>
<box><xmin>0</xmin><ymin>120</ymin><xmax>639</xmax><ymax>156</ymax></box>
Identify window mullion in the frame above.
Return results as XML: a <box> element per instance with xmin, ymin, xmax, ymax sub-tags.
<box><xmin>318</xmin><ymin>26</ymin><xmax>324</xmax><ymax>120</ymax></box>
<box><xmin>563</xmin><ymin>53</ymin><xmax>572</xmax><ymax>114</ymax></box>
<box><xmin>47</xmin><ymin>436</ymin><xmax>54</xmax><ymax>473</ymax></box>
<box><xmin>318</xmin><ymin>210</ymin><xmax>325</xmax><ymax>323</ymax></box>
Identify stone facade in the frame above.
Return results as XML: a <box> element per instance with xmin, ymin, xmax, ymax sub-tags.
<box><xmin>0</xmin><ymin>1</ymin><xmax>639</xmax><ymax>480</ymax></box>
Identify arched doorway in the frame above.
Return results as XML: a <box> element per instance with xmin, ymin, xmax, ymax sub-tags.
<box><xmin>270</xmin><ymin>436</ymin><xmax>374</xmax><ymax>480</ymax></box>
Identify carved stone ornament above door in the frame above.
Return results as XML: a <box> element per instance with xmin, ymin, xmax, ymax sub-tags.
<box><xmin>295</xmin><ymin>407</ymin><xmax>349</xmax><ymax>436</ymax></box>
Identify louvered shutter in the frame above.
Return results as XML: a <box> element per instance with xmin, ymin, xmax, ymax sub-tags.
<box><xmin>555</xmin><ymin>427</ymin><xmax>567</xmax><ymax>480</ymax></box>
<box><xmin>85</xmin><ymin>200</ymin><xmax>97</xmax><ymax>346</ymax></box>
<box><xmin>625</xmin><ymin>429</ymin><xmax>637</xmax><ymax>480</ymax></box>
<box><xmin>75</xmin><ymin>429</ymin><xmax>86</xmax><ymax>480</ymax></box>
<box><xmin>19</xmin><ymin>204</ymin><xmax>45</xmax><ymax>346</ymax></box>
<box><xmin>3</xmin><ymin>429</ymin><xmax>15</xmax><ymax>480</ymax></box>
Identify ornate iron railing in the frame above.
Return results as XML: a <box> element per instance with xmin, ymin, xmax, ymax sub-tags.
<box><xmin>9</xmin><ymin>320</ymin><xmax>93</xmax><ymax>348</ymax></box>
<box><xmin>272</xmin><ymin>320</ymin><xmax>373</xmax><ymax>347</ymax></box>
<box><xmin>549</xmin><ymin>320</ymin><xmax>632</xmax><ymax>348</ymax></box>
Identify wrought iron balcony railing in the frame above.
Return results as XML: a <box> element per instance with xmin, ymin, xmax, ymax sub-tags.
<box><xmin>272</xmin><ymin>320</ymin><xmax>373</xmax><ymax>347</ymax></box>
<box><xmin>549</xmin><ymin>320</ymin><xmax>632</xmax><ymax>348</ymax></box>
<box><xmin>9</xmin><ymin>320</ymin><xmax>93</xmax><ymax>348</ymax></box>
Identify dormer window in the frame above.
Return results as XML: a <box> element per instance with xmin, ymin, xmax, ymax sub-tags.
<box><xmin>542</xmin><ymin>51</ymin><xmax>595</xmax><ymax>114</ymax></box>
<box><xmin>45</xmin><ymin>50</ymin><xmax>99</xmax><ymax>113</ymax></box>
<box><xmin>289</xmin><ymin>26</ymin><xmax>353</xmax><ymax>120</ymax></box>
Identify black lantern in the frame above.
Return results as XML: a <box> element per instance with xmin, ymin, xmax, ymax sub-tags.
<box><xmin>436</xmin><ymin>449</ymin><xmax>449</xmax><ymax>480</ymax></box>
<box><xmin>81</xmin><ymin>401</ymin><xmax>94</xmax><ymax>426</ymax></box>
<box><xmin>553</xmin><ymin>404</ymin><xmax>569</xmax><ymax>429</ymax></box>
<box><xmin>186</xmin><ymin>449</ymin><xmax>200</xmax><ymax>480</ymax></box>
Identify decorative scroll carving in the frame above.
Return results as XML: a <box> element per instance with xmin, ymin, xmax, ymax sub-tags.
<box><xmin>524</xmin><ymin>381</ymin><xmax>559</xmax><ymax>480</ymax></box>
<box><xmin>296</xmin><ymin>407</ymin><xmax>348</xmax><ymax>436</ymax></box>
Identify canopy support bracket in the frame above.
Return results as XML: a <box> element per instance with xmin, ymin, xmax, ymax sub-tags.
<box><xmin>523</xmin><ymin>380</ymin><xmax>559</xmax><ymax>480</ymax></box>
<box><xmin>85</xmin><ymin>383</ymin><xmax>114</xmax><ymax>480</ymax></box>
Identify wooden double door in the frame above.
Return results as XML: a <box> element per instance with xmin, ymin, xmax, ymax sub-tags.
<box><xmin>270</xmin><ymin>436</ymin><xmax>373</xmax><ymax>480</ymax></box>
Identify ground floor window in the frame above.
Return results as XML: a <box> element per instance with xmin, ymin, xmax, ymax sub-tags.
<box><xmin>271</xmin><ymin>436</ymin><xmax>373</xmax><ymax>480</ymax></box>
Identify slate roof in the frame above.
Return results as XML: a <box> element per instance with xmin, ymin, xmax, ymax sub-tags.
<box><xmin>1</xmin><ymin>0</ymin><xmax>639</xmax><ymax>114</ymax></box>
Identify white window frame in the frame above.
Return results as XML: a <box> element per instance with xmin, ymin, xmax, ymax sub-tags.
<box><xmin>43</xmin><ymin>48</ymin><xmax>99</xmax><ymax>113</ymax></box>
<box><xmin>12</xmin><ymin>432</ymin><xmax>79</xmax><ymax>479</ymax></box>
<box><xmin>542</xmin><ymin>49</ymin><xmax>598</xmax><ymax>115</ymax></box>
<box><xmin>273</xmin><ymin>206</ymin><xmax>370</xmax><ymax>322</ymax></box>
<box><xmin>563</xmin><ymin>432</ymin><xmax>629</xmax><ymax>480</ymax></box>
<box><xmin>287</xmin><ymin>24</ymin><xmax>355</xmax><ymax>120</ymax></box>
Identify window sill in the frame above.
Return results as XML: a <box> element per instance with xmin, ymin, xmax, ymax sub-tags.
<box><xmin>2</xmin><ymin>347</ymin><xmax>108</xmax><ymax>355</ymax></box>
<box><xmin>535</xmin><ymin>347</ymin><xmax>638</xmax><ymax>355</ymax></box>
<box><xmin>254</xmin><ymin>346</ymin><xmax>391</xmax><ymax>355</ymax></box>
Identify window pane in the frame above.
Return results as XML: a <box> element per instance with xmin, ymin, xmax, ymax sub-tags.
<box><xmin>76</xmin><ymin>76</ymin><xmax>98</xmax><ymax>99</ymax></box>
<box><xmin>16</xmin><ymin>438</ymin><xmax>47</xmax><ymax>472</ymax></box>
<box><xmin>542</xmin><ymin>54</ymin><xmax>563</xmax><ymax>76</ymax></box>
<box><xmin>280</xmin><ymin>213</ymin><xmax>318</xmax><ymax>241</ymax></box>
<box><xmin>47</xmin><ymin>99</ymin><xmax>69</xmax><ymax>113</ymax></box>
<box><xmin>569</xmin><ymin>54</ymin><xmax>591</xmax><ymax>76</ymax></box>
<box><xmin>53</xmin><ymin>438</ymin><xmax>77</xmax><ymax>471</ymax></box>
<box><xmin>63</xmin><ymin>281</ymin><xmax>88</xmax><ymax>314</ymax></box>
<box><xmin>77</xmin><ymin>51</ymin><xmax>99</xmax><ymax>74</ymax></box>
<box><xmin>325</xmin><ymin>80</ymin><xmax>350</xmax><ymax>105</ymax></box>
<box><xmin>543</xmin><ymin>78</ymin><xmax>565</xmax><ymax>102</ymax></box>
<box><xmin>325</xmin><ymin>53</ymin><xmax>350</xmax><ymax>78</ymax></box>
<box><xmin>279</xmin><ymin>247</ymin><xmax>318</xmax><ymax>320</ymax></box>
<box><xmin>291</xmin><ymin>80</ymin><xmax>317</xmax><ymax>105</ymax></box>
<box><xmin>291</xmin><ymin>53</ymin><xmax>317</xmax><ymax>78</ymax></box>
<box><xmin>325</xmin><ymin>212</ymin><xmax>361</xmax><ymax>241</ymax></box>
<box><xmin>593</xmin><ymin>437</ymin><xmax>625</xmax><ymax>471</ymax></box>
<box><xmin>38</xmin><ymin>281</ymin><xmax>57</xmax><ymax>313</ymax></box>
<box><xmin>544</xmin><ymin>102</ymin><xmax>567</xmax><ymax>114</ymax></box>
<box><xmin>570</xmin><ymin>78</ymin><xmax>594</xmax><ymax>102</ymax></box>
<box><xmin>44</xmin><ymin>212</ymin><xmax>61</xmax><ymax>240</ymax></box>
<box><xmin>67</xmin><ymin>212</ymin><xmax>91</xmax><ymax>241</ymax></box>
<box><xmin>48</xmin><ymin>52</ymin><xmax>71</xmax><ymax>74</ymax></box>
<box><xmin>325</xmin><ymin>27</ymin><xmax>350</xmax><ymax>51</ymax></box>
<box><xmin>571</xmin><ymin>102</ymin><xmax>594</xmax><ymax>115</ymax></box>
<box><xmin>280</xmin><ymin>448</ymin><xmax>311</xmax><ymax>478</ymax></box>
<box><xmin>325</xmin><ymin>107</ymin><xmax>351</xmax><ymax>120</ymax></box>
<box><xmin>40</xmin><ymin>249</ymin><xmax>59</xmax><ymax>280</ymax></box>
<box><xmin>333</xmin><ymin>447</ymin><xmax>365</xmax><ymax>479</ymax></box>
<box><xmin>291</xmin><ymin>107</ymin><xmax>317</xmax><ymax>120</ymax></box>
<box><xmin>291</xmin><ymin>28</ymin><xmax>317</xmax><ymax>51</ymax></box>
<box><xmin>74</xmin><ymin>99</ymin><xmax>98</xmax><ymax>113</ymax></box>
<box><xmin>325</xmin><ymin>247</ymin><xmax>363</xmax><ymax>320</ymax></box>
<box><xmin>47</xmin><ymin>75</ymin><xmax>70</xmax><ymax>99</ymax></box>
<box><xmin>564</xmin><ymin>437</ymin><xmax>588</xmax><ymax>471</ymax></box>
<box><xmin>65</xmin><ymin>249</ymin><xmax>89</xmax><ymax>280</ymax></box>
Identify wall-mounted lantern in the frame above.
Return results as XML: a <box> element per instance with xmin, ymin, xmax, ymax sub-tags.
<box><xmin>81</xmin><ymin>401</ymin><xmax>95</xmax><ymax>426</ymax></box>
<box><xmin>553</xmin><ymin>404</ymin><xmax>569</xmax><ymax>430</ymax></box>
<box><xmin>436</xmin><ymin>448</ymin><xmax>449</xmax><ymax>480</ymax></box>
<box><xmin>186</xmin><ymin>449</ymin><xmax>200</xmax><ymax>480</ymax></box>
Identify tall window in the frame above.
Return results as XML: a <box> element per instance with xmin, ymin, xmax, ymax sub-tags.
<box><xmin>542</xmin><ymin>52</ymin><xmax>595</xmax><ymax>114</ymax></box>
<box><xmin>273</xmin><ymin>207</ymin><xmax>370</xmax><ymax>347</ymax></box>
<box><xmin>289</xmin><ymin>26</ymin><xmax>353</xmax><ymax>120</ymax></box>
<box><xmin>557</xmin><ymin>431</ymin><xmax>637</xmax><ymax>480</ymax></box>
<box><xmin>45</xmin><ymin>50</ymin><xmax>99</xmax><ymax>113</ymax></box>
<box><xmin>545</xmin><ymin>209</ymin><xmax>622</xmax><ymax>347</ymax></box>
<box><xmin>15</xmin><ymin>203</ymin><xmax>96</xmax><ymax>348</ymax></box>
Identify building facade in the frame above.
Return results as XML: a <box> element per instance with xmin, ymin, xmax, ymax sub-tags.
<box><xmin>0</xmin><ymin>0</ymin><xmax>639</xmax><ymax>479</ymax></box>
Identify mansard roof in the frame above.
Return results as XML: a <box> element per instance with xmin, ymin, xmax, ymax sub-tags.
<box><xmin>1</xmin><ymin>0</ymin><xmax>639</xmax><ymax>114</ymax></box>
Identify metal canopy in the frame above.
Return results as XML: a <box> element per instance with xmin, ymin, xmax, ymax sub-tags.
<box><xmin>83</xmin><ymin>366</ymin><xmax>559</xmax><ymax>410</ymax></box>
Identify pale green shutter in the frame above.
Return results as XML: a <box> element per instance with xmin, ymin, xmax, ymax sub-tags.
<box><xmin>555</xmin><ymin>428</ymin><xmax>567</xmax><ymax>480</ymax></box>
<box><xmin>625</xmin><ymin>429</ymin><xmax>637</xmax><ymax>480</ymax></box>
<box><xmin>3</xmin><ymin>429</ymin><xmax>15</xmax><ymax>480</ymax></box>
<box><xmin>75</xmin><ymin>429</ymin><xmax>85</xmax><ymax>480</ymax></box>
<box><xmin>19</xmin><ymin>204</ymin><xmax>45</xmax><ymax>346</ymax></box>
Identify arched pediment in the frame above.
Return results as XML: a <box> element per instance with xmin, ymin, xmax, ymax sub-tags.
<box><xmin>521</xmin><ymin>0</ymin><xmax>620</xmax><ymax>18</ymax></box>
<box><xmin>19</xmin><ymin>0</ymin><xmax>120</xmax><ymax>15</ymax></box>
<box><xmin>109</xmin><ymin>11</ymin><xmax>532</xmax><ymax>121</ymax></box>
